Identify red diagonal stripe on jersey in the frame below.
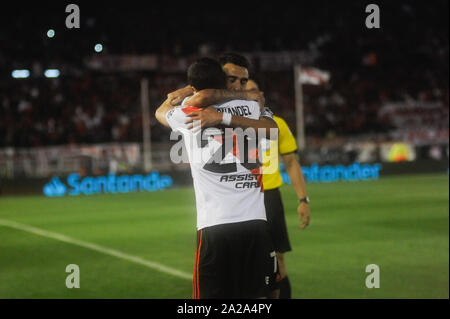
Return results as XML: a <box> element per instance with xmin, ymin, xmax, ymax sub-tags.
<box><xmin>231</xmin><ymin>134</ymin><xmax>239</xmax><ymax>158</ymax></box>
<box><xmin>213</xmin><ymin>132</ymin><xmax>260</xmax><ymax>162</ymax></box>
<box><xmin>182</xmin><ymin>105</ymin><xmax>201</xmax><ymax>114</ymax></box>
<box><xmin>251</xmin><ymin>167</ymin><xmax>264</xmax><ymax>192</ymax></box>
<box><xmin>232</xmin><ymin>134</ymin><xmax>259</xmax><ymax>162</ymax></box>
<box><xmin>212</xmin><ymin>135</ymin><xmax>223</xmax><ymax>143</ymax></box>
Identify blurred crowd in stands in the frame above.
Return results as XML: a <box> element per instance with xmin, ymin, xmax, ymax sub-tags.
<box><xmin>0</xmin><ymin>1</ymin><xmax>448</xmax><ymax>148</ymax></box>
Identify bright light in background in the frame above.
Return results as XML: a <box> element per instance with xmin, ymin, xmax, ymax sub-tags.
<box><xmin>94</xmin><ymin>43</ymin><xmax>103</xmax><ymax>53</ymax></box>
<box><xmin>44</xmin><ymin>69</ymin><xmax>60</xmax><ymax>78</ymax></box>
<box><xmin>47</xmin><ymin>29</ymin><xmax>55</xmax><ymax>38</ymax></box>
<box><xmin>11</xmin><ymin>70</ymin><xmax>30</xmax><ymax>79</ymax></box>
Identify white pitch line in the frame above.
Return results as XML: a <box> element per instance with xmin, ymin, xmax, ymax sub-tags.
<box><xmin>0</xmin><ymin>219</ymin><xmax>192</xmax><ymax>281</ymax></box>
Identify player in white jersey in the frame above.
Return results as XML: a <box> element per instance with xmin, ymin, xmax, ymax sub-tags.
<box><xmin>156</xmin><ymin>58</ymin><xmax>279</xmax><ymax>298</ymax></box>
<box><xmin>167</xmin><ymin>98</ymin><xmax>266</xmax><ymax>229</ymax></box>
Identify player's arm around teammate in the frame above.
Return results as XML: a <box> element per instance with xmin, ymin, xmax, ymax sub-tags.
<box><xmin>155</xmin><ymin>87</ymin><xmax>264</xmax><ymax>127</ymax></box>
<box><xmin>167</xmin><ymin>85</ymin><xmax>265</xmax><ymax>109</ymax></box>
<box><xmin>180</xmin><ymin>86</ymin><xmax>276</xmax><ymax>135</ymax></box>
<box><xmin>184</xmin><ymin>105</ymin><xmax>277</xmax><ymax>136</ymax></box>
<box><xmin>155</xmin><ymin>97</ymin><xmax>176</xmax><ymax>127</ymax></box>
<box><xmin>155</xmin><ymin>88</ymin><xmax>278</xmax><ymax>138</ymax></box>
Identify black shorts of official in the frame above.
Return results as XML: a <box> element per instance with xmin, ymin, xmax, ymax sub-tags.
<box><xmin>193</xmin><ymin>220</ymin><xmax>279</xmax><ymax>299</ymax></box>
<box><xmin>264</xmin><ymin>188</ymin><xmax>292</xmax><ymax>253</ymax></box>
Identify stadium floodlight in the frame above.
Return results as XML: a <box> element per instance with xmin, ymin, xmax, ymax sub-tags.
<box><xmin>94</xmin><ymin>43</ymin><xmax>103</xmax><ymax>53</ymax></box>
<box><xmin>11</xmin><ymin>70</ymin><xmax>30</xmax><ymax>79</ymax></box>
<box><xmin>47</xmin><ymin>29</ymin><xmax>55</xmax><ymax>38</ymax></box>
<box><xmin>44</xmin><ymin>69</ymin><xmax>60</xmax><ymax>78</ymax></box>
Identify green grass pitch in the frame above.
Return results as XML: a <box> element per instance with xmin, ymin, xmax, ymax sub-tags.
<box><xmin>0</xmin><ymin>174</ymin><xmax>448</xmax><ymax>298</ymax></box>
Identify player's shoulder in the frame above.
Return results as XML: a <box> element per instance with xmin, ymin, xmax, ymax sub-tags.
<box><xmin>273</xmin><ymin>115</ymin><xmax>289</xmax><ymax>129</ymax></box>
<box><xmin>273</xmin><ymin>115</ymin><xmax>285</xmax><ymax>125</ymax></box>
<box><xmin>180</xmin><ymin>105</ymin><xmax>202</xmax><ymax>115</ymax></box>
<box><xmin>166</xmin><ymin>106</ymin><xmax>183</xmax><ymax>119</ymax></box>
<box><xmin>272</xmin><ymin>115</ymin><xmax>295</xmax><ymax>138</ymax></box>
<box><xmin>217</xmin><ymin>99</ymin><xmax>259</xmax><ymax>108</ymax></box>
<box><xmin>180</xmin><ymin>97</ymin><xmax>203</xmax><ymax>113</ymax></box>
<box><xmin>166</xmin><ymin>106</ymin><xmax>193</xmax><ymax>131</ymax></box>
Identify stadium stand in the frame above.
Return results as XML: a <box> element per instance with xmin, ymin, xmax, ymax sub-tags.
<box><xmin>0</xmin><ymin>1</ymin><xmax>448</xmax><ymax>148</ymax></box>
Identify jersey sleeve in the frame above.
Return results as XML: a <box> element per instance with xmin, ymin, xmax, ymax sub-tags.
<box><xmin>260</xmin><ymin>106</ymin><xmax>275</xmax><ymax>120</ymax></box>
<box><xmin>275</xmin><ymin>116</ymin><xmax>298</xmax><ymax>155</ymax></box>
<box><xmin>181</xmin><ymin>97</ymin><xmax>190</xmax><ymax>106</ymax></box>
<box><xmin>166</xmin><ymin>108</ymin><xmax>189</xmax><ymax>132</ymax></box>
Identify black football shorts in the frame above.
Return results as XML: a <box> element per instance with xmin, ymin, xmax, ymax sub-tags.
<box><xmin>264</xmin><ymin>188</ymin><xmax>292</xmax><ymax>253</ymax></box>
<box><xmin>193</xmin><ymin>219</ymin><xmax>279</xmax><ymax>299</ymax></box>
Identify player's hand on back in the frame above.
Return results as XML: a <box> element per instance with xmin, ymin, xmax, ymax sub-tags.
<box><xmin>298</xmin><ymin>202</ymin><xmax>310</xmax><ymax>230</ymax></box>
<box><xmin>168</xmin><ymin>85</ymin><xmax>194</xmax><ymax>106</ymax></box>
<box><xmin>185</xmin><ymin>106</ymin><xmax>222</xmax><ymax>131</ymax></box>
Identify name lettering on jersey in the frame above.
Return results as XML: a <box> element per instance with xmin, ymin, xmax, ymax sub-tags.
<box><xmin>216</xmin><ymin>105</ymin><xmax>252</xmax><ymax>117</ymax></box>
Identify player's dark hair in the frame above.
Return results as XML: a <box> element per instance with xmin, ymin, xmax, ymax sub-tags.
<box><xmin>187</xmin><ymin>57</ymin><xmax>227</xmax><ymax>91</ymax></box>
<box><xmin>218</xmin><ymin>52</ymin><xmax>250</xmax><ymax>69</ymax></box>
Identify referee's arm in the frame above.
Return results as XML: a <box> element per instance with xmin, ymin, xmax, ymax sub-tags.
<box><xmin>282</xmin><ymin>152</ymin><xmax>310</xmax><ymax>229</ymax></box>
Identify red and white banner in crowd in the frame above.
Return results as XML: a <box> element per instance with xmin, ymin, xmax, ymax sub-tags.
<box><xmin>298</xmin><ymin>67</ymin><xmax>330</xmax><ymax>85</ymax></box>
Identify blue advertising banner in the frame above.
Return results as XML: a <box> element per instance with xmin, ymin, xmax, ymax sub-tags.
<box><xmin>43</xmin><ymin>172</ymin><xmax>173</xmax><ymax>197</ymax></box>
<box><xmin>281</xmin><ymin>163</ymin><xmax>382</xmax><ymax>183</ymax></box>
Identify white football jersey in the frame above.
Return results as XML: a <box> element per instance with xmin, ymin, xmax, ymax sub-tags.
<box><xmin>166</xmin><ymin>99</ymin><xmax>271</xmax><ymax>230</ymax></box>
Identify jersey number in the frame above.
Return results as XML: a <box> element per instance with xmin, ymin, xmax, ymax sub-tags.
<box><xmin>198</xmin><ymin>130</ymin><xmax>260</xmax><ymax>174</ymax></box>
